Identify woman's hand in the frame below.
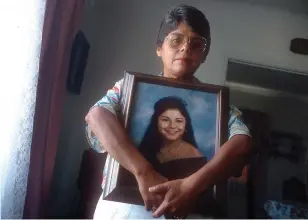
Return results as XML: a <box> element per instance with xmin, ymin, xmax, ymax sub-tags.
<box><xmin>149</xmin><ymin>177</ymin><xmax>198</xmax><ymax>218</ymax></box>
<box><xmin>135</xmin><ymin>168</ymin><xmax>168</xmax><ymax>211</ymax></box>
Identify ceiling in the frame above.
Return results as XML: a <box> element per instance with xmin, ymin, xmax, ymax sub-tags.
<box><xmin>219</xmin><ymin>0</ymin><xmax>308</xmax><ymax>15</ymax></box>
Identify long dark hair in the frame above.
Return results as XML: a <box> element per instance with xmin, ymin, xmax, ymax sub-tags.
<box><xmin>139</xmin><ymin>96</ymin><xmax>198</xmax><ymax>168</ymax></box>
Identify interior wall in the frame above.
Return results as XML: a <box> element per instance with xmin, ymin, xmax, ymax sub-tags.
<box><xmin>49</xmin><ymin>0</ymin><xmax>308</xmax><ymax>217</ymax></box>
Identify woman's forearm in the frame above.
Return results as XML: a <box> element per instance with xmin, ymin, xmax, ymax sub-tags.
<box><xmin>188</xmin><ymin>135</ymin><xmax>252</xmax><ymax>194</ymax></box>
<box><xmin>85</xmin><ymin>107</ymin><xmax>153</xmax><ymax>177</ymax></box>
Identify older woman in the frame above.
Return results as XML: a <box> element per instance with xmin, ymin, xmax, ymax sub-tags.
<box><xmin>86</xmin><ymin>4</ymin><xmax>251</xmax><ymax>219</ymax></box>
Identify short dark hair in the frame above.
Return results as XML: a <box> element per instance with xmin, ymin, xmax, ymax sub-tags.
<box><xmin>157</xmin><ymin>4</ymin><xmax>211</xmax><ymax>48</ymax></box>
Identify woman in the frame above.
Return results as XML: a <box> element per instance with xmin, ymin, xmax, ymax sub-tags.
<box><xmin>86</xmin><ymin>4</ymin><xmax>251</xmax><ymax>219</ymax></box>
<box><xmin>139</xmin><ymin>96</ymin><xmax>205</xmax><ymax>170</ymax></box>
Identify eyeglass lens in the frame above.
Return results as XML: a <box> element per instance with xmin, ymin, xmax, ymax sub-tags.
<box><xmin>167</xmin><ymin>33</ymin><xmax>206</xmax><ymax>51</ymax></box>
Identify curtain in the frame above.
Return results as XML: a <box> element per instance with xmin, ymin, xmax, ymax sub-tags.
<box><xmin>0</xmin><ymin>0</ymin><xmax>46</xmax><ymax>218</ymax></box>
<box><xmin>23</xmin><ymin>0</ymin><xmax>84</xmax><ymax>218</ymax></box>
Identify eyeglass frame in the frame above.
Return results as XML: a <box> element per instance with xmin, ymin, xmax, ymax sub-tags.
<box><xmin>164</xmin><ymin>32</ymin><xmax>208</xmax><ymax>52</ymax></box>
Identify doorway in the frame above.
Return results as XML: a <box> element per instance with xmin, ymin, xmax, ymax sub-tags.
<box><xmin>226</xmin><ymin>59</ymin><xmax>308</xmax><ymax>216</ymax></box>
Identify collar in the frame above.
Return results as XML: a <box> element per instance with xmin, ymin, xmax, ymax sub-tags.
<box><xmin>158</xmin><ymin>72</ymin><xmax>200</xmax><ymax>84</ymax></box>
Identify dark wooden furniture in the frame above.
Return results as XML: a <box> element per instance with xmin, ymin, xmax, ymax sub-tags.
<box><xmin>228</xmin><ymin>109</ymin><xmax>270</xmax><ymax>218</ymax></box>
<box><xmin>77</xmin><ymin>149</ymin><xmax>106</xmax><ymax>219</ymax></box>
<box><xmin>283</xmin><ymin>177</ymin><xmax>306</xmax><ymax>203</ymax></box>
<box><xmin>240</xmin><ymin>108</ymin><xmax>271</xmax><ymax>218</ymax></box>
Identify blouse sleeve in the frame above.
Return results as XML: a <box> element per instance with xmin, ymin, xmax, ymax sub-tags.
<box><xmin>85</xmin><ymin>78</ymin><xmax>123</xmax><ymax>153</ymax></box>
<box><xmin>228</xmin><ymin>105</ymin><xmax>251</xmax><ymax>139</ymax></box>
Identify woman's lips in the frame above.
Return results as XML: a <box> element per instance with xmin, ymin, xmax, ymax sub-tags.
<box><xmin>165</xmin><ymin>130</ymin><xmax>179</xmax><ymax>135</ymax></box>
<box><xmin>175</xmin><ymin>58</ymin><xmax>192</xmax><ymax>64</ymax></box>
<box><xmin>176</xmin><ymin>58</ymin><xmax>189</xmax><ymax>61</ymax></box>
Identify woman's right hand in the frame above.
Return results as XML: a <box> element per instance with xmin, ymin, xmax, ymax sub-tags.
<box><xmin>135</xmin><ymin>167</ymin><xmax>168</xmax><ymax>211</ymax></box>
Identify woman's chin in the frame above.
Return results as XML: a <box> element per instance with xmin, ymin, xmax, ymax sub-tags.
<box><xmin>171</xmin><ymin>68</ymin><xmax>193</xmax><ymax>79</ymax></box>
<box><xmin>165</xmin><ymin>135</ymin><xmax>180</xmax><ymax>141</ymax></box>
<box><xmin>169</xmin><ymin>72</ymin><xmax>186</xmax><ymax>80</ymax></box>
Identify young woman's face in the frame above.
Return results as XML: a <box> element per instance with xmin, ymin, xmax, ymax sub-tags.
<box><xmin>158</xmin><ymin>109</ymin><xmax>186</xmax><ymax>141</ymax></box>
<box><xmin>157</xmin><ymin>22</ymin><xmax>207</xmax><ymax>80</ymax></box>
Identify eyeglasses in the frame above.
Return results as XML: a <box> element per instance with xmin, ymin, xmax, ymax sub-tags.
<box><xmin>165</xmin><ymin>33</ymin><xmax>207</xmax><ymax>52</ymax></box>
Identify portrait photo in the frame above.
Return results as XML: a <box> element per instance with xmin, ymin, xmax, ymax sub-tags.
<box><xmin>128</xmin><ymin>82</ymin><xmax>218</xmax><ymax>179</ymax></box>
<box><xmin>103</xmin><ymin>71</ymin><xmax>229</xmax><ymax>206</ymax></box>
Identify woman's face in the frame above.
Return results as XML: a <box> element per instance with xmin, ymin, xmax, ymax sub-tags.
<box><xmin>158</xmin><ymin>109</ymin><xmax>186</xmax><ymax>141</ymax></box>
<box><xmin>157</xmin><ymin>22</ymin><xmax>207</xmax><ymax>80</ymax></box>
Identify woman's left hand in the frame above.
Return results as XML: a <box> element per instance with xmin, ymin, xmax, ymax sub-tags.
<box><xmin>149</xmin><ymin>177</ymin><xmax>198</xmax><ymax>218</ymax></box>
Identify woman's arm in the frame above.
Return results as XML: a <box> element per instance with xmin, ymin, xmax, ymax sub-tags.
<box><xmin>150</xmin><ymin>134</ymin><xmax>251</xmax><ymax>218</ymax></box>
<box><xmin>188</xmin><ymin>134</ymin><xmax>252</xmax><ymax>193</ymax></box>
<box><xmin>86</xmin><ymin>107</ymin><xmax>167</xmax><ymax>210</ymax></box>
<box><xmin>86</xmin><ymin>107</ymin><xmax>151</xmax><ymax>176</ymax></box>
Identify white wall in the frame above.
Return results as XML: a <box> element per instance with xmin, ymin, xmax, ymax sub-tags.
<box><xmin>49</xmin><ymin>0</ymin><xmax>308</xmax><ymax>217</ymax></box>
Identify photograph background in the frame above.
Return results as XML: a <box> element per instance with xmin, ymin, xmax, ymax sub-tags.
<box><xmin>128</xmin><ymin>82</ymin><xmax>218</xmax><ymax>160</ymax></box>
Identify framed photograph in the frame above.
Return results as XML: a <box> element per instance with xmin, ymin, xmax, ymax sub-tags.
<box><xmin>103</xmin><ymin>71</ymin><xmax>229</xmax><ymax>209</ymax></box>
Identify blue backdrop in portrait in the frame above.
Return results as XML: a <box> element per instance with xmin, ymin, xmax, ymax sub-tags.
<box><xmin>128</xmin><ymin>82</ymin><xmax>218</xmax><ymax>160</ymax></box>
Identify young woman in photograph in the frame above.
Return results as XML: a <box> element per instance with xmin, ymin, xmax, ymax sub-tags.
<box><xmin>139</xmin><ymin>96</ymin><xmax>207</xmax><ymax>179</ymax></box>
<box><xmin>139</xmin><ymin>96</ymin><xmax>212</xmax><ymax>218</ymax></box>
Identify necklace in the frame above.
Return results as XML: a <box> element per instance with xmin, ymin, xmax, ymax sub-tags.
<box><xmin>157</xmin><ymin>141</ymin><xmax>184</xmax><ymax>163</ymax></box>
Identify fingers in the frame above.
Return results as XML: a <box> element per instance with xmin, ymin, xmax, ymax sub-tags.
<box><xmin>144</xmin><ymin>199</ymin><xmax>151</xmax><ymax>211</ymax></box>
<box><xmin>144</xmin><ymin>195</ymin><xmax>157</xmax><ymax>211</ymax></box>
<box><xmin>156</xmin><ymin>194</ymin><xmax>164</xmax><ymax>205</ymax></box>
<box><xmin>170</xmin><ymin>206</ymin><xmax>177</xmax><ymax>213</ymax></box>
<box><xmin>149</xmin><ymin>182</ymin><xmax>169</xmax><ymax>194</ymax></box>
<box><xmin>145</xmin><ymin>194</ymin><xmax>163</xmax><ymax>211</ymax></box>
<box><xmin>152</xmin><ymin>195</ymin><xmax>177</xmax><ymax>219</ymax></box>
<box><xmin>152</xmin><ymin>200</ymin><xmax>172</xmax><ymax>218</ymax></box>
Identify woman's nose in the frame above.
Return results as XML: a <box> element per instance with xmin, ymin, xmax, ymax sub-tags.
<box><xmin>180</xmin><ymin>40</ymin><xmax>191</xmax><ymax>52</ymax></box>
<box><xmin>170</xmin><ymin>122</ymin><xmax>176</xmax><ymax>128</ymax></box>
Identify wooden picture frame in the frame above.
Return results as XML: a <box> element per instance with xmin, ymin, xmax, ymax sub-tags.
<box><xmin>103</xmin><ymin>71</ymin><xmax>229</xmax><ymax>210</ymax></box>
